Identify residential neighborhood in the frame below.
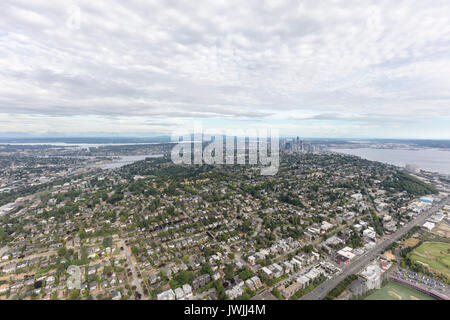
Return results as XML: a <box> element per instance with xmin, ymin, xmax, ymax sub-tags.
<box><xmin>0</xmin><ymin>142</ymin><xmax>448</xmax><ymax>300</ymax></box>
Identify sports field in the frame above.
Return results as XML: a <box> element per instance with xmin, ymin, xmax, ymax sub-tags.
<box><xmin>409</xmin><ymin>241</ymin><xmax>450</xmax><ymax>280</ymax></box>
<box><xmin>364</xmin><ymin>282</ymin><xmax>434</xmax><ymax>300</ymax></box>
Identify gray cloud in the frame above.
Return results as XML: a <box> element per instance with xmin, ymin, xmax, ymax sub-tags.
<box><xmin>0</xmin><ymin>0</ymin><xmax>449</xmax><ymax>137</ymax></box>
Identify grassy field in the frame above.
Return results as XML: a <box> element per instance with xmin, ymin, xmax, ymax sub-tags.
<box><xmin>409</xmin><ymin>241</ymin><xmax>450</xmax><ymax>280</ymax></box>
<box><xmin>364</xmin><ymin>282</ymin><xmax>434</xmax><ymax>300</ymax></box>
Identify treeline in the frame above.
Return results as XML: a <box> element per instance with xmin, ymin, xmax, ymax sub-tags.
<box><xmin>123</xmin><ymin>158</ymin><xmax>213</xmax><ymax>180</ymax></box>
<box><xmin>279</xmin><ymin>192</ymin><xmax>305</xmax><ymax>208</ymax></box>
<box><xmin>370</xmin><ymin>210</ymin><xmax>384</xmax><ymax>236</ymax></box>
<box><xmin>0</xmin><ymin>228</ymin><xmax>8</xmax><ymax>245</ymax></box>
<box><xmin>290</xmin><ymin>275</ymin><xmax>326</xmax><ymax>300</ymax></box>
<box><xmin>381</xmin><ymin>172</ymin><xmax>438</xmax><ymax>196</ymax></box>
<box><xmin>241</xmin><ymin>181</ymin><xmax>275</xmax><ymax>197</ymax></box>
<box><xmin>324</xmin><ymin>274</ymin><xmax>358</xmax><ymax>300</ymax></box>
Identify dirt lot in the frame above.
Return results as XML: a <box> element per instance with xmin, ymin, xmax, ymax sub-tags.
<box><xmin>432</xmin><ymin>222</ymin><xmax>450</xmax><ymax>238</ymax></box>
<box><xmin>403</xmin><ymin>237</ymin><xmax>420</xmax><ymax>247</ymax></box>
<box><xmin>383</xmin><ymin>250</ymin><xmax>396</xmax><ymax>262</ymax></box>
<box><xmin>0</xmin><ymin>271</ymin><xmax>36</xmax><ymax>282</ymax></box>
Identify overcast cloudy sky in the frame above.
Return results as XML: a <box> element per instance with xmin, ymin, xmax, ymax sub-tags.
<box><xmin>1</xmin><ymin>0</ymin><xmax>450</xmax><ymax>138</ymax></box>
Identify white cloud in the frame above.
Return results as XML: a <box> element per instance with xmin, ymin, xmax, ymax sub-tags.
<box><xmin>0</xmin><ymin>0</ymin><xmax>449</xmax><ymax>137</ymax></box>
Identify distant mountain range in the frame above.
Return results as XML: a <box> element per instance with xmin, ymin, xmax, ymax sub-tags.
<box><xmin>0</xmin><ymin>136</ymin><xmax>171</xmax><ymax>144</ymax></box>
<box><xmin>0</xmin><ymin>135</ymin><xmax>449</xmax><ymax>148</ymax></box>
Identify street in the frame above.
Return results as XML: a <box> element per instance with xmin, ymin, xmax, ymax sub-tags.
<box><xmin>300</xmin><ymin>197</ymin><xmax>449</xmax><ymax>300</ymax></box>
<box><xmin>120</xmin><ymin>239</ymin><xmax>145</xmax><ymax>299</ymax></box>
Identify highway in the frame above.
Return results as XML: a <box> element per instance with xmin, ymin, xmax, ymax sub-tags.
<box><xmin>300</xmin><ymin>197</ymin><xmax>448</xmax><ymax>300</ymax></box>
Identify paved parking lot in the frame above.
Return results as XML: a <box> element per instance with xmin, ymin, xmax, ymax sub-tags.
<box><xmin>393</xmin><ymin>268</ymin><xmax>448</xmax><ymax>294</ymax></box>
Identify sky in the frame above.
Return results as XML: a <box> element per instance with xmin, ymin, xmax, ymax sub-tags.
<box><xmin>0</xmin><ymin>0</ymin><xmax>450</xmax><ymax>139</ymax></box>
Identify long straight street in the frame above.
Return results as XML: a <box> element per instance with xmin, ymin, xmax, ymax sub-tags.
<box><xmin>300</xmin><ymin>197</ymin><xmax>449</xmax><ymax>300</ymax></box>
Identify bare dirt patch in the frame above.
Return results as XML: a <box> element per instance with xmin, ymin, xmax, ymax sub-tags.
<box><xmin>383</xmin><ymin>250</ymin><xmax>396</xmax><ymax>261</ymax></box>
<box><xmin>403</xmin><ymin>237</ymin><xmax>419</xmax><ymax>247</ymax></box>
<box><xmin>337</xmin><ymin>290</ymin><xmax>347</xmax><ymax>299</ymax></box>
<box><xmin>388</xmin><ymin>290</ymin><xmax>402</xmax><ymax>300</ymax></box>
<box><xmin>432</xmin><ymin>222</ymin><xmax>450</xmax><ymax>238</ymax></box>
<box><xmin>0</xmin><ymin>272</ymin><xmax>37</xmax><ymax>281</ymax></box>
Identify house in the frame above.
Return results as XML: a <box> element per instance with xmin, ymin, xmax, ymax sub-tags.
<box><xmin>304</xmin><ymin>268</ymin><xmax>321</xmax><ymax>281</ymax></box>
<box><xmin>2</xmin><ymin>264</ymin><xmax>16</xmax><ymax>273</ymax></box>
<box><xmin>88</xmin><ymin>266</ymin><xmax>96</xmax><ymax>276</ymax></box>
<box><xmin>296</xmin><ymin>275</ymin><xmax>309</xmax><ymax>289</ymax></box>
<box><xmin>111</xmin><ymin>290</ymin><xmax>121</xmax><ymax>300</ymax></box>
<box><xmin>191</xmin><ymin>274</ymin><xmax>210</xmax><ymax>291</ymax></box>
<box><xmin>320</xmin><ymin>221</ymin><xmax>334</xmax><ymax>232</ymax></box>
<box><xmin>384</xmin><ymin>220</ymin><xmax>397</xmax><ymax>232</ymax></box>
<box><xmin>175</xmin><ymin>287</ymin><xmax>185</xmax><ymax>300</ymax></box>
<box><xmin>16</xmin><ymin>261</ymin><xmax>28</xmax><ymax>270</ymax></box>
<box><xmin>226</xmin><ymin>285</ymin><xmax>243</xmax><ymax>299</ymax></box>
<box><xmin>89</xmin><ymin>281</ymin><xmax>97</xmax><ymax>291</ymax></box>
<box><xmin>283</xmin><ymin>261</ymin><xmax>294</xmax><ymax>273</ymax></box>
<box><xmin>157</xmin><ymin>289</ymin><xmax>175</xmax><ymax>300</ymax></box>
<box><xmin>363</xmin><ymin>228</ymin><xmax>377</xmax><ymax>240</ymax></box>
<box><xmin>46</xmin><ymin>275</ymin><xmax>56</xmax><ymax>285</ymax></box>
<box><xmin>335</xmin><ymin>247</ymin><xmax>355</xmax><ymax>264</ymax></box>
<box><xmin>278</xmin><ymin>282</ymin><xmax>301</xmax><ymax>299</ymax></box>
<box><xmin>0</xmin><ymin>283</ymin><xmax>9</xmax><ymax>294</ymax></box>
<box><xmin>351</xmin><ymin>193</ymin><xmax>363</xmax><ymax>201</ymax></box>
<box><xmin>320</xmin><ymin>244</ymin><xmax>333</xmax><ymax>254</ymax></box>
<box><xmin>212</xmin><ymin>270</ymin><xmax>221</xmax><ymax>281</ymax></box>
<box><xmin>270</xmin><ymin>263</ymin><xmax>284</xmax><ymax>278</ymax></box>
<box><xmin>250</xmin><ymin>276</ymin><xmax>262</xmax><ymax>289</ymax></box>
<box><xmin>255</xmin><ymin>252</ymin><xmax>266</xmax><ymax>260</ymax></box>
<box><xmin>261</xmin><ymin>267</ymin><xmax>273</xmax><ymax>279</ymax></box>
<box><xmin>359</xmin><ymin>221</ymin><xmax>368</xmax><ymax>228</ymax></box>
<box><xmin>182</xmin><ymin>284</ymin><xmax>193</xmax><ymax>298</ymax></box>
<box><xmin>245</xmin><ymin>279</ymin><xmax>256</xmax><ymax>291</ymax></box>
<box><xmin>148</xmin><ymin>273</ymin><xmax>159</xmax><ymax>284</ymax></box>
<box><xmin>307</xmin><ymin>227</ymin><xmax>320</xmax><ymax>234</ymax></box>
<box><xmin>344</xmin><ymin>212</ymin><xmax>355</xmax><ymax>220</ymax></box>
<box><xmin>291</xmin><ymin>257</ymin><xmax>303</xmax><ymax>268</ymax></box>
<box><xmin>311</xmin><ymin>251</ymin><xmax>320</xmax><ymax>262</ymax></box>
